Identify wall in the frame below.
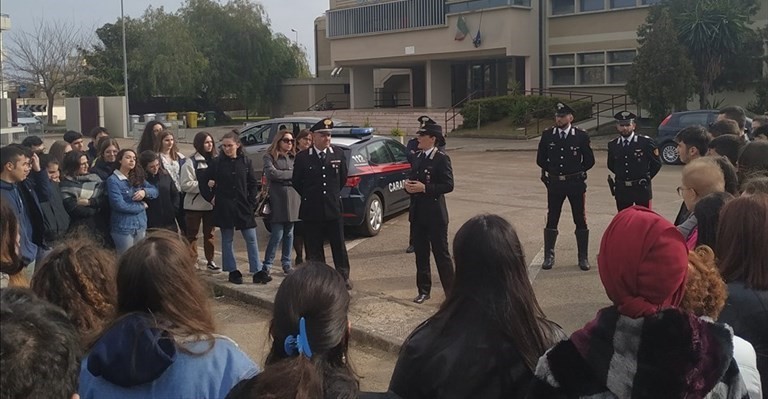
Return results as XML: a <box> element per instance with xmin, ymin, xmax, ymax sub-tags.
<box><xmin>65</xmin><ymin>98</ymin><xmax>81</xmax><ymax>133</ymax></box>
<box><xmin>329</xmin><ymin>7</ymin><xmax>538</xmax><ymax>69</ymax></box>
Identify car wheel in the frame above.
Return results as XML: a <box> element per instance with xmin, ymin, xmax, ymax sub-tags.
<box><xmin>660</xmin><ymin>142</ymin><xmax>680</xmax><ymax>165</ymax></box>
<box><xmin>360</xmin><ymin>194</ymin><xmax>383</xmax><ymax>237</ymax></box>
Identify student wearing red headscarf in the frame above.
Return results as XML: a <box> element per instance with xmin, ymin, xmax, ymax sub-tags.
<box><xmin>527</xmin><ymin>206</ymin><xmax>750</xmax><ymax>399</ymax></box>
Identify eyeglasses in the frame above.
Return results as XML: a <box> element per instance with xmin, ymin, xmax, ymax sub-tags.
<box><xmin>281</xmin><ymin>138</ymin><xmax>295</xmax><ymax>144</ymax></box>
<box><xmin>80</xmin><ymin>162</ymin><xmax>89</xmax><ymax>166</ymax></box>
<box><xmin>676</xmin><ymin>186</ymin><xmax>694</xmax><ymax>197</ymax></box>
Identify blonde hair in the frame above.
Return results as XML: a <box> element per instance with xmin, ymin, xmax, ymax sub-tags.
<box><xmin>682</xmin><ymin>157</ymin><xmax>725</xmax><ymax>198</ymax></box>
<box><xmin>680</xmin><ymin>245</ymin><xmax>727</xmax><ymax>319</ymax></box>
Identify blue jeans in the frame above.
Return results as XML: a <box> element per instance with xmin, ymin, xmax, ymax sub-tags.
<box><xmin>263</xmin><ymin>222</ymin><xmax>294</xmax><ymax>272</ymax></box>
<box><xmin>220</xmin><ymin>228</ymin><xmax>261</xmax><ymax>274</ymax></box>
<box><xmin>112</xmin><ymin>230</ymin><xmax>146</xmax><ymax>255</ymax></box>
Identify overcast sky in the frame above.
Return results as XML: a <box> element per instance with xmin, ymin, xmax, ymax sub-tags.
<box><xmin>1</xmin><ymin>0</ymin><xmax>328</xmax><ymax>74</ymax></box>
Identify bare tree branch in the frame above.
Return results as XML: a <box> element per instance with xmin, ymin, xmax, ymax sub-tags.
<box><xmin>5</xmin><ymin>20</ymin><xmax>91</xmax><ymax>124</ymax></box>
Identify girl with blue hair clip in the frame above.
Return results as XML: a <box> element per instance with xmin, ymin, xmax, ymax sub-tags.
<box><xmin>226</xmin><ymin>261</ymin><xmax>362</xmax><ymax>399</ymax></box>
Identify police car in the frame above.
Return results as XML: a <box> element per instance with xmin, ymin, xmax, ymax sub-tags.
<box><xmin>335</xmin><ymin>129</ymin><xmax>412</xmax><ymax>236</ymax></box>
<box><xmin>262</xmin><ymin>128</ymin><xmax>411</xmax><ymax>236</ymax></box>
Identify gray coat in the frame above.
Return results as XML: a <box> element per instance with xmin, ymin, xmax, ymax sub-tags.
<box><xmin>263</xmin><ymin>152</ymin><xmax>300</xmax><ymax>223</ymax></box>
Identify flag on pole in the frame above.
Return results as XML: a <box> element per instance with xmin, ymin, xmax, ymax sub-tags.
<box><xmin>455</xmin><ymin>16</ymin><xmax>469</xmax><ymax>41</ymax></box>
<box><xmin>472</xmin><ymin>30</ymin><xmax>482</xmax><ymax>48</ymax></box>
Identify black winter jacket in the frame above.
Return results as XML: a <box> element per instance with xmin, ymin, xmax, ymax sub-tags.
<box><xmin>200</xmin><ymin>153</ymin><xmax>258</xmax><ymax>230</ymax></box>
<box><xmin>145</xmin><ymin>171</ymin><xmax>179</xmax><ymax>231</ymax></box>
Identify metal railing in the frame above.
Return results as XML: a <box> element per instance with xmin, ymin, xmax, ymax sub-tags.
<box><xmin>444</xmin><ymin>88</ymin><xmax>516</xmax><ymax>132</ymax></box>
<box><xmin>327</xmin><ymin>0</ymin><xmax>445</xmax><ymax>38</ymax></box>
<box><xmin>307</xmin><ymin>93</ymin><xmax>350</xmax><ymax>111</ymax></box>
<box><xmin>374</xmin><ymin>89</ymin><xmax>411</xmax><ymax>108</ymax></box>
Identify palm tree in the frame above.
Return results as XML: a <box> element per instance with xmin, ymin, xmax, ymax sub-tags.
<box><xmin>675</xmin><ymin>0</ymin><xmax>752</xmax><ymax>108</ymax></box>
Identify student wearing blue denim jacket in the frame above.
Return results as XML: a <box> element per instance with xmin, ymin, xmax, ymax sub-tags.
<box><xmin>106</xmin><ymin>149</ymin><xmax>158</xmax><ymax>254</ymax></box>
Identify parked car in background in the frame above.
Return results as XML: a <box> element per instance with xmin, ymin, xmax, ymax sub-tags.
<box><xmin>656</xmin><ymin>110</ymin><xmax>752</xmax><ymax>164</ymax></box>
<box><xmin>15</xmin><ymin>109</ymin><xmax>44</xmax><ymax>127</ymax></box>
<box><xmin>237</xmin><ymin>116</ymin><xmax>351</xmax><ymax>178</ymax></box>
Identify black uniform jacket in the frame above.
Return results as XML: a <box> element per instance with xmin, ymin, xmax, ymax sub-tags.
<box><xmin>536</xmin><ymin>126</ymin><xmax>595</xmax><ymax>185</ymax></box>
<box><xmin>292</xmin><ymin>146</ymin><xmax>348</xmax><ymax>222</ymax></box>
<box><xmin>200</xmin><ymin>153</ymin><xmax>258</xmax><ymax>230</ymax></box>
<box><xmin>607</xmin><ymin>133</ymin><xmax>662</xmax><ymax>183</ymax></box>
<box><xmin>408</xmin><ymin>149</ymin><xmax>454</xmax><ymax>226</ymax></box>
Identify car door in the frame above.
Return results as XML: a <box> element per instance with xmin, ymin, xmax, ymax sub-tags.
<box><xmin>365</xmin><ymin>139</ymin><xmax>409</xmax><ymax>213</ymax></box>
<box><xmin>238</xmin><ymin>123</ymin><xmax>273</xmax><ymax>177</ymax></box>
<box><xmin>383</xmin><ymin>139</ymin><xmax>412</xmax><ymax>212</ymax></box>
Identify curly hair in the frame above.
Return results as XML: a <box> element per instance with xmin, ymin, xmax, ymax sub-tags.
<box><xmin>680</xmin><ymin>245</ymin><xmax>727</xmax><ymax>319</ymax></box>
<box><xmin>30</xmin><ymin>235</ymin><xmax>117</xmax><ymax>347</ymax></box>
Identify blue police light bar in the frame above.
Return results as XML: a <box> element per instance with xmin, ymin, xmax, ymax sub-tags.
<box><xmin>349</xmin><ymin>127</ymin><xmax>375</xmax><ymax>136</ymax></box>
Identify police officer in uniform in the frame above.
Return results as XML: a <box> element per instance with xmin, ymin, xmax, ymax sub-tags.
<box><xmin>607</xmin><ymin>111</ymin><xmax>662</xmax><ymax>211</ymax></box>
<box><xmin>292</xmin><ymin>118</ymin><xmax>352</xmax><ymax>289</ymax></box>
<box><xmin>405</xmin><ymin>121</ymin><xmax>455</xmax><ymax>304</ymax></box>
<box><xmin>536</xmin><ymin>102</ymin><xmax>595</xmax><ymax>271</ymax></box>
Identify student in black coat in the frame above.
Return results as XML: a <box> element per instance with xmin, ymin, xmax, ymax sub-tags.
<box><xmin>292</xmin><ymin>118</ymin><xmax>351</xmax><ymax>289</ymax></box>
<box><xmin>389</xmin><ymin>215</ymin><xmax>564</xmax><ymax>398</ymax></box>
<box><xmin>405</xmin><ymin>121</ymin><xmax>454</xmax><ymax>304</ymax></box>
<box><xmin>139</xmin><ymin>151</ymin><xmax>179</xmax><ymax>232</ymax></box>
<box><xmin>200</xmin><ymin>131</ymin><xmax>263</xmax><ymax>285</ymax></box>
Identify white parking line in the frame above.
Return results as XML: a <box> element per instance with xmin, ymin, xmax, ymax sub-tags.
<box><xmin>528</xmin><ymin>246</ymin><xmax>545</xmax><ymax>282</ymax></box>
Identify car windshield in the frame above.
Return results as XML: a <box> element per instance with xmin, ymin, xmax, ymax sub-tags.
<box><xmin>18</xmin><ymin>110</ymin><xmax>34</xmax><ymax>118</ymax></box>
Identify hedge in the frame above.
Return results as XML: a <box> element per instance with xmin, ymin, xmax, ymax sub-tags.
<box><xmin>459</xmin><ymin>95</ymin><xmax>593</xmax><ymax>128</ymax></box>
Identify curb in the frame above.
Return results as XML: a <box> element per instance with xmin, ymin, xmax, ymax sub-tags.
<box><xmin>204</xmin><ymin>277</ymin><xmax>405</xmax><ymax>355</ymax></box>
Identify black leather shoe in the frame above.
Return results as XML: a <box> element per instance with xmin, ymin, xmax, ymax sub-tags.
<box><xmin>406</xmin><ymin>245</ymin><xmax>415</xmax><ymax>253</ymax></box>
<box><xmin>413</xmin><ymin>294</ymin><xmax>430</xmax><ymax>304</ymax></box>
<box><xmin>253</xmin><ymin>270</ymin><xmax>272</xmax><ymax>284</ymax></box>
<box><xmin>228</xmin><ymin>270</ymin><xmax>243</xmax><ymax>285</ymax></box>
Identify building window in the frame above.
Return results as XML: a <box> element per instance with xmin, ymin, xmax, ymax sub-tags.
<box><xmin>446</xmin><ymin>0</ymin><xmax>531</xmax><ymax>13</ymax></box>
<box><xmin>551</xmin><ymin>54</ymin><xmax>575</xmax><ymax>67</ymax></box>
<box><xmin>610</xmin><ymin>0</ymin><xmax>635</xmax><ymax>8</ymax></box>
<box><xmin>580</xmin><ymin>0</ymin><xmax>604</xmax><ymax>12</ymax></box>
<box><xmin>608</xmin><ymin>50</ymin><xmax>636</xmax><ymax>63</ymax></box>
<box><xmin>550</xmin><ymin>49</ymin><xmax>636</xmax><ymax>86</ymax></box>
<box><xmin>552</xmin><ymin>0</ymin><xmax>575</xmax><ymax>15</ymax></box>
<box><xmin>552</xmin><ymin>69</ymin><xmax>576</xmax><ymax>85</ymax></box>
<box><xmin>608</xmin><ymin>65</ymin><xmax>631</xmax><ymax>84</ymax></box>
<box><xmin>579</xmin><ymin>52</ymin><xmax>605</xmax><ymax>65</ymax></box>
<box><xmin>641</xmin><ymin>0</ymin><xmax>661</xmax><ymax>4</ymax></box>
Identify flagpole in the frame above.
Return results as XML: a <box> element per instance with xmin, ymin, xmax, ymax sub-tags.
<box><xmin>121</xmin><ymin>0</ymin><xmax>130</xmax><ymax>138</ymax></box>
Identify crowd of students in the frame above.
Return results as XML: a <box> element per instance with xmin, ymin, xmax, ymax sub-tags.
<box><xmin>0</xmin><ymin>109</ymin><xmax>767</xmax><ymax>398</ymax></box>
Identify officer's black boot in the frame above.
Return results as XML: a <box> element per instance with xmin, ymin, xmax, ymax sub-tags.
<box><xmin>576</xmin><ymin>229</ymin><xmax>590</xmax><ymax>271</ymax></box>
<box><xmin>542</xmin><ymin>229</ymin><xmax>558</xmax><ymax>270</ymax></box>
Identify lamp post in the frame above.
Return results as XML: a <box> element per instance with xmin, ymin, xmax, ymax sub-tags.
<box><xmin>290</xmin><ymin>28</ymin><xmax>298</xmax><ymax>45</ymax></box>
<box><xmin>121</xmin><ymin>0</ymin><xmax>130</xmax><ymax>137</ymax></box>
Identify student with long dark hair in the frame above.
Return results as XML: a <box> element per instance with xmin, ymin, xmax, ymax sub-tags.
<box><xmin>181</xmin><ymin>132</ymin><xmax>219</xmax><ymax>271</ymax></box>
<box><xmin>106</xmin><ymin>149</ymin><xmax>158</xmax><ymax>254</ymax></box>
<box><xmin>716</xmin><ymin>194</ymin><xmax>768</xmax><ymax>393</ymax></box>
<box><xmin>201</xmin><ymin>131</ymin><xmax>263</xmax><ymax>285</ymax></box>
<box><xmin>225</xmin><ymin>261</ymin><xmax>358</xmax><ymax>399</ymax></box>
<box><xmin>79</xmin><ymin>230</ymin><xmax>259</xmax><ymax>398</ymax></box>
<box><xmin>139</xmin><ymin>150</ymin><xmax>179</xmax><ymax>232</ymax></box>
<box><xmin>155</xmin><ymin>130</ymin><xmax>186</xmax><ymax>232</ymax></box>
<box><xmin>389</xmin><ymin>214</ymin><xmax>563</xmax><ymax>398</ymax></box>
<box><xmin>0</xmin><ymin>199</ymin><xmax>25</xmax><ymax>287</ymax></box>
<box><xmin>692</xmin><ymin>191</ymin><xmax>734</xmax><ymax>249</ymax></box>
<box><xmin>136</xmin><ymin>120</ymin><xmax>165</xmax><ymax>154</ymax></box>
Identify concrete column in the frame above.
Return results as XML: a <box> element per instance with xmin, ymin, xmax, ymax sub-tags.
<box><xmin>350</xmin><ymin>66</ymin><xmax>374</xmax><ymax>109</ymax></box>
<box><xmin>426</xmin><ymin>60</ymin><xmax>452</xmax><ymax>108</ymax></box>
<box><xmin>102</xmin><ymin>96</ymin><xmax>128</xmax><ymax>138</ymax></box>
